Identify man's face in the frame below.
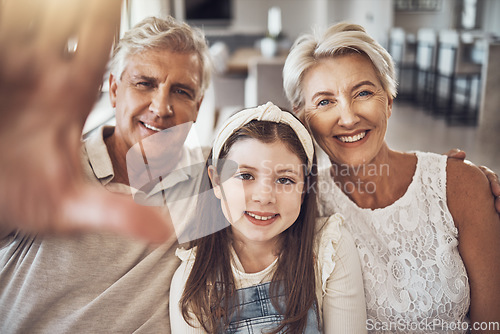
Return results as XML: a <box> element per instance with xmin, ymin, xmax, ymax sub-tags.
<box><xmin>109</xmin><ymin>48</ymin><xmax>203</xmax><ymax>161</ymax></box>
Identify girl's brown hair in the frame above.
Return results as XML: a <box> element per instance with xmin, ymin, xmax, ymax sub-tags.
<box><xmin>180</xmin><ymin>119</ymin><xmax>320</xmax><ymax>333</ymax></box>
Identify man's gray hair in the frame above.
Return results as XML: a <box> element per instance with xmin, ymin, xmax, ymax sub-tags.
<box><xmin>283</xmin><ymin>22</ymin><xmax>397</xmax><ymax>117</ymax></box>
<box><xmin>110</xmin><ymin>16</ymin><xmax>212</xmax><ymax>93</ymax></box>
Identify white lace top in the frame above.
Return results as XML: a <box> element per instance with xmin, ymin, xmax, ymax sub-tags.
<box><xmin>169</xmin><ymin>215</ymin><xmax>367</xmax><ymax>333</ymax></box>
<box><xmin>318</xmin><ymin>152</ymin><xmax>470</xmax><ymax>333</ymax></box>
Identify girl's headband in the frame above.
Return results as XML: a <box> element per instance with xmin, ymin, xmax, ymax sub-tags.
<box><xmin>212</xmin><ymin>102</ymin><xmax>314</xmax><ymax>174</ymax></box>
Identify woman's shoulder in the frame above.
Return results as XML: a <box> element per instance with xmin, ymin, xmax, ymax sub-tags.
<box><xmin>446</xmin><ymin>158</ymin><xmax>494</xmax><ymax>228</ymax></box>
<box><xmin>446</xmin><ymin>158</ymin><xmax>491</xmax><ymax>203</ymax></box>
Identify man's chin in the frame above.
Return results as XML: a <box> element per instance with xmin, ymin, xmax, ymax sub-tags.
<box><xmin>126</xmin><ymin>122</ymin><xmax>193</xmax><ymax>191</ymax></box>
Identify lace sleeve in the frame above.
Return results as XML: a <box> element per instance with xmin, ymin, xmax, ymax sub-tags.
<box><xmin>316</xmin><ymin>213</ymin><xmax>344</xmax><ymax>294</ymax></box>
<box><xmin>316</xmin><ymin>214</ymin><xmax>367</xmax><ymax>333</ymax></box>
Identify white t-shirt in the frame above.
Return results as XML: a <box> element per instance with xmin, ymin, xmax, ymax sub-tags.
<box><xmin>169</xmin><ymin>214</ymin><xmax>367</xmax><ymax>333</ymax></box>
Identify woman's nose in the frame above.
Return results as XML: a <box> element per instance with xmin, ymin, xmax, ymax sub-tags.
<box><xmin>149</xmin><ymin>85</ymin><xmax>173</xmax><ymax>117</ymax></box>
<box><xmin>337</xmin><ymin>103</ymin><xmax>360</xmax><ymax>128</ymax></box>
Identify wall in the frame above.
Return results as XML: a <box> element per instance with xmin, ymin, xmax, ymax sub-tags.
<box><xmin>478</xmin><ymin>0</ymin><xmax>500</xmax><ymax>36</ymax></box>
<box><xmin>128</xmin><ymin>0</ymin><xmax>171</xmax><ymax>27</ymax></box>
<box><xmin>230</xmin><ymin>0</ymin><xmax>392</xmax><ymax>44</ymax></box>
<box><xmin>327</xmin><ymin>0</ymin><xmax>393</xmax><ymax>47</ymax></box>
<box><xmin>393</xmin><ymin>0</ymin><xmax>458</xmax><ymax>35</ymax></box>
<box><xmin>230</xmin><ymin>0</ymin><xmax>327</xmax><ymax>40</ymax></box>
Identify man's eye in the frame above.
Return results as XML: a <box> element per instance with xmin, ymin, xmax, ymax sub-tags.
<box><xmin>175</xmin><ymin>89</ymin><xmax>192</xmax><ymax>98</ymax></box>
<box><xmin>277</xmin><ymin>177</ymin><xmax>295</xmax><ymax>185</ymax></box>
<box><xmin>136</xmin><ymin>82</ymin><xmax>152</xmax><ymax>87</ymax></box>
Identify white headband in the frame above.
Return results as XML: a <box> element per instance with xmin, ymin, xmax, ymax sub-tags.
<box><xmin>212</xmin><ymin>102</ymin><xmax>314</xmax><ymax>174</ymax></box>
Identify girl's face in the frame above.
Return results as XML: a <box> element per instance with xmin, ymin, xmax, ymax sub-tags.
<box><xmin>211</xmin><ymin>138</ymin><xmax>305</xmax><ymax>247</ymax></box>
<box><xmin>301</xmin><ymin>53</ymin><xmax>393</xmax><ymax>167</ymax></box>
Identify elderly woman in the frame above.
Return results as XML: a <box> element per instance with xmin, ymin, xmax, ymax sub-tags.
<box><xmin>283</xmin><ymin>23</ymin><xmax>500</xmax><ymax>332</ymax></box>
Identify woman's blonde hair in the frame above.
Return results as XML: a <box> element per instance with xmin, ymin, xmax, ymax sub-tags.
<box><xmin>283</xmin><ymin>22</ymin><xmax>397</xmax><ymax>118</ymax></box>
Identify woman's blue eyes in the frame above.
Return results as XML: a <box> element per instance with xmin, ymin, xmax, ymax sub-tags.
<box><xmin>317</xmin><ymin>90</ymin><xmax>372</xmax><ymax>106</ymax></box>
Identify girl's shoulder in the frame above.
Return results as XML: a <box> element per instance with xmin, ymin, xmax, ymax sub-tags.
<box><xmin>315</xmin><ymin>213</ymin><xmax>344</xmax><ymax>243</ymax></box>
<box><xmin>175</xmin><ymin>246</ymin><xmax>197</xmax><ymax>262</ymax></box>
<box><xmin>315</xmin><ymin>213</ymin><xmax>346</xmax><ymax>293</ymax></box>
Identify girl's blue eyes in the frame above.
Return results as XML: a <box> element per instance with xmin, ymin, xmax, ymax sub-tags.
<box><xmin>235</xmin><ymin>174</ymin><xmax>295</xmax><ymax>184</ymax></box>
<box><xmin>237</xmin><ymin>173</ymin><xmax>253</xmax><ymax>180</ymax></box>
<box><xmin>277</xmin><ymin>177</ymin><xmax>295</xmax><ymax>185</ymax></box>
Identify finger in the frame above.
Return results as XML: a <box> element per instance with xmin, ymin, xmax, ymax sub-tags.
<box><xmin>0</xmin><ymin>0</ymin><xmax>43</xmax><ymax>91</ymax></box>
<box><xmin>75</xmin><ymin>0</ymin><xmax>122</xmax><ymax>79</ymax></box>
<box><xmin>479</xmin><ymin>165</ymin><xmax>500</xmax><ymax>197</ymax></box>
<box><xmin>0</xmin><ymin>0</ymin><xmax>44</xmax><ymax>43</ymax></box>
<box><xmin>37</xmin><ymin>0</ymin><xmax>84</xmax><ymax>56</ymax></box>
<box><xmin>445</xmin><ymin>148</ymin><xmax>466</xmax><ymax>160</ymax></box>
<box><xmin>60</xmin><ymin>186</ymin><xmax>175</xmax><ymax>244</ymax></box>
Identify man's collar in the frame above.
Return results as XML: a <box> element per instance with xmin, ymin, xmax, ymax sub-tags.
<box><xmin>145</xmin><ymin>144</ymin><xmax>205</xmax><ymax>197</ymax></box>
<box><xmin>85</xmin><ymin>125</ymin><xmax>206</xmax><ymax>194</ymax></box>
<box><xmin>84</xmin><ymin>126</ymin><xmax>116</xmax><ymax>186</ymax></box>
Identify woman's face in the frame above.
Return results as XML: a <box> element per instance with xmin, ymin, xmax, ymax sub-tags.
<box><xmin>301</xmin><ymin>53</ymin><xmax>393</xmax><ymax>167</ymax></box>
<box><xmin>210</xmin><ymin>138</ymin><xmax>305</xmax><ymax>247</ymax></box>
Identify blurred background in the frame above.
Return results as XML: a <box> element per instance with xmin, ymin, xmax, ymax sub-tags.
<box><xmin>85</xmin><ymin>0</ymin><xmax>500</xmax><ymax>172</ymax></box>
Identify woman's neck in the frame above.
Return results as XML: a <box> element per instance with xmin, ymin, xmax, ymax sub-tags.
<box><xmin>330</xmin><ymin>146</ymin><xmax>417</xmax><ymax>209</ymax></box>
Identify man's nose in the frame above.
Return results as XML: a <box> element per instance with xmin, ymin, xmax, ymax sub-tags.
<box><xmin>149</xmin><ymin>85</ymin><xmax>173</xmax><ymax>117</ymax></box>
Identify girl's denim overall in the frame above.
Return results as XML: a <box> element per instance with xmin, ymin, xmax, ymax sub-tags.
<box><xmin>223</xmin><ymin>282</ymin><xmax>320</xmax><ymax>333</ymax></box>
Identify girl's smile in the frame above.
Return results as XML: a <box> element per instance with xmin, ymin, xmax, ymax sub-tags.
<box><xmin>211</xmin><ymin>138</ymin><xmax>305</xmax><ymax>248</ymax></box>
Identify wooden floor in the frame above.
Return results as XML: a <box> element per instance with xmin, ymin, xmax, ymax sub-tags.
<box><xmin>385</xmin><ymin>101</ymin><xmax>499</xmax><ymax>173</ymax></box>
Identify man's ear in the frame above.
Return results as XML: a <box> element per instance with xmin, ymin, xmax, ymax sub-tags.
<box><xmin>208</xmin><ymin>165</ymin><xmax>222</xmax><ymax>199</ymax></box>
<box><xmin>109</xmin><ymin>73</ymin><xmax>118</xmax><ymax>108</ymax></box>
<box><xmin>193</xmin><ymin>95</ymin><xmax>204</xmax><ymax>123</ymax></box>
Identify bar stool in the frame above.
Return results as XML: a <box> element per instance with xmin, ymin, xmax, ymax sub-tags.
<box><xmin>415</xmin><ymin>28</ymin><xmax>438</xmax><ymax>110</ymax></box>
<box><xmin>435</xmin><ymin>29</ymin><xmax>482</xmax><ymax>124</ymax></box>
<box><xmin>388</xmin><ymin>27</ymin><xmax>417</xmax><ymax>100</ymax></box>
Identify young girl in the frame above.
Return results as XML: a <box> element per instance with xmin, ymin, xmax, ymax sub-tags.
<box><xmin>169</xmin><ymin>102</ymin><xmax>366</xmax><ymax>333</ymax></box>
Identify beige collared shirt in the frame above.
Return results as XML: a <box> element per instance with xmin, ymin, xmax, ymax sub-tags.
<box><xmin>82</xmin><ymin>125</ymin><xmax>209</xmax><ymax>241</ymax></box>
<box><xmin>0</xmin><ymin>125</ymin><xmax>210</xmax><ymax>333</ymax></box>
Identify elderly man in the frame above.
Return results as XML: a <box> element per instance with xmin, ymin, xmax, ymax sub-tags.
<box><xmin>0</xmin><ymin>1</ymin><xmax>212</xmax><ymax>332</ymax></box>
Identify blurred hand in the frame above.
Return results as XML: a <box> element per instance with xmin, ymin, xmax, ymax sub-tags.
<box><xmin>444</xmin><ymin>149</ymin><xmax>500</xmax><ymax>216</ymax></box>
<box><xmin>478</xmin><ymin>166</ymin><xmax>500</xmax><ymax>215</ymax></box>
<box><xmin>0</xmin><ymin>0</ymin><xmax>173</xmax><ymax>243</ymax></box>
<box><xmin>444</xmin><ymin>148</ymin><xmax>466</xmax><ymax>160</ymax></box>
